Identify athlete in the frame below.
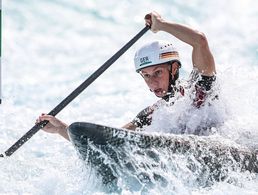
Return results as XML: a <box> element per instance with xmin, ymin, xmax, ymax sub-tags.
<box><xmin>36</xmin><ymin>11</ymin><xmax>216</xmax><ymax>139</ymax></box>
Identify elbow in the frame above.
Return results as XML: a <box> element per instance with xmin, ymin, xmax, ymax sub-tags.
<box><xmin>194</xmin><ymin>32</ymin><xmax>209</xmax><ymax>48</ymax></box>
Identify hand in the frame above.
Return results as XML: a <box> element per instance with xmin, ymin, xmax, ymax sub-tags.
<box><xmin>144</xmin><ymin>11</ymin><xmax>164</xmax><ymax>33</ymax></box>
<box><xmin>36</xmin><ymin>113</ymin><xmax>68</xmax><ymax>134</ymax></box>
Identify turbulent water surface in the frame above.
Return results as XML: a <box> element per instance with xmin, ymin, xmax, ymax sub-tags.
<box><xmin>1</xmin><ymin>0</ymin><xmax>258</xmax><ymax>194</ymax></box>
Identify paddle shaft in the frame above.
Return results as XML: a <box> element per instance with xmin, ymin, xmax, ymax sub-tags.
<box><xmin>1</xmin><ymin>26</ymin><xmax>149</xmax><ymax>157</ymax></box>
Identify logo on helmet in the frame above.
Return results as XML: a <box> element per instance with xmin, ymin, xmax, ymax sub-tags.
<box><xmin>139</xmin><ymin>56</ymin><xmax>152</xmax><ymax>66</ymax></box>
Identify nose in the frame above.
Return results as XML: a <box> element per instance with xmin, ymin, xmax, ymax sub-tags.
<box><xmin>147</xmin><ymin>77</ymin><xmax>159</xmax><ymax>90</ymax></box>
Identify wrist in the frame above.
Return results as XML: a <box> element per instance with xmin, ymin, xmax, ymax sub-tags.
<box><xmin>57</xmin><ymin>124</ymin><xmax>68</xmax><ymax>134</ymax></box>
<box><xmin>158</xmin><ymin>20</ymin><xmax>168</xmax><ymax>32</ymax></box>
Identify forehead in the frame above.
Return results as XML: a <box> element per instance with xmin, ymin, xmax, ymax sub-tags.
<box><xmin>140</xmin><ymin>64</ymin><xmax>168</xmax><ymax>73</ymax></box>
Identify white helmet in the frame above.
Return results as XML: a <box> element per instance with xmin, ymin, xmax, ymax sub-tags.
<box><xmin>134</xmin><ymin>40</ymin><xmax>180</xmax><ymax>72</ymax></box>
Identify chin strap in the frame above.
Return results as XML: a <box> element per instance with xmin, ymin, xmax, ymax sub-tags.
<box><xmin>162</xmin><ymin>61</ymin><xmax>180</xmax><ymax>101</ymax></box>
<box><xmin>162</xmin><ymin>67</ymin><xmax>175</xmax><ymax>102</ymax></box>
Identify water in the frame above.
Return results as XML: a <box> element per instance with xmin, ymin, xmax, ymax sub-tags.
<box><xmin>1</xmin><ymin>0</ymin><xmax>258</xmax><ymax>194</ymax></box>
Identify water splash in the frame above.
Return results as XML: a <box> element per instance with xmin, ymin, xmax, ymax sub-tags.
<box><xmin>2</xmin><ymin>0</ymin><xmax>258</xmax><ymax>194</ymax></box>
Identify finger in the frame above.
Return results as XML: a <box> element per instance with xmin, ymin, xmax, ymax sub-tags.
<box><xmin>39</xmin><ymin>115</ymin><xmax>53</xmax><ymax>122</ymax></box>
<box><xmin>40</xmin><ymin>115</ymin><xmax>51</xmax><ymax>120</ymax></box>
<box><xmin>145</xmin><ymin>22</ymin><xmax>151</xmax><ymax>27</ymax></box>
<box><xmin>144</xmin><ymin>13</ymin><xmax>151</xmax><ymax>20</ymax></box>
<box><xmin>144</xmin><ymin>13</ymin><xmax>152</xmax><ymax>27</ymax></box>
<box><xmin>37</xmin><ymin>117</ymin><xmax>44</xmax><ymax>122</ymax></box>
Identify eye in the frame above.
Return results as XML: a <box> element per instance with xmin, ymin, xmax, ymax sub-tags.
<box><xmin>154</xmin><ymin>70</ymin><xmax>163</xmax><ymax>77</ymax></box>
<box><xmin>142</xmin><ymin>74</ymin><xmax>151</xmax><ymax>79</ymax></box>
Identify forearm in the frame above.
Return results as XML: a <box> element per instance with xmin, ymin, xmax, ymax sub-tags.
<box><xmin>159</xmin><ymin>20</ymin><xmax>206</xmax><ymax>47</ymax></box>
<box><xmin>58</xmin><ymin>125</ymin><xmax>70</xmax><ymax>141</ymax></box>
<box><xmin>158</xmin><ymin>18</ymin><xmax>216</xmax><ymax>75</ymax></box>
<box><xmin>122</xmin><ymin>122</ymin><xmax>137</xmax><ymax>131</ymax></box>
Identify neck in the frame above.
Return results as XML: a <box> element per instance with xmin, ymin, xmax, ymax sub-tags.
<box><xmin>162</xmin><ymin>72</ymin><xmax>176</xmax><ymax>101</ymax></box>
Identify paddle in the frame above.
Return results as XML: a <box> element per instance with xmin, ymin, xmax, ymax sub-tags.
<box><xmin>0</xmin><ymin>25</ymin><xmax>150</xmax><ymax>158</ymax></box>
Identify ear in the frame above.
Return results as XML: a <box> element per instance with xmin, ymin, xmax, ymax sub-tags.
<box><xmin>171</xmin><ymin>62</ymin><xmax>180</xmax><ymax>77</ymax></box>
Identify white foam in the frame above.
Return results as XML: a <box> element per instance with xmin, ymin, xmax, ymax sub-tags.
<box><xmin>1</xmin><ymin>0</ymin><xmax>258</xmax><ymax>194</ymax></box>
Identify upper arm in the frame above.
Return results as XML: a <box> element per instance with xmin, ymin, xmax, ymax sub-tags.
<box><xmin>191</xmin><ymin>32</ymin><xmax>216</xmax><ymax>76</ymax></box>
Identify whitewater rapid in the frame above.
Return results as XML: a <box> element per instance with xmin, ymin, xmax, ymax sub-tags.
<box><xmin>1</xmin><ymin>0</ymin><xmax>258</xmax><ymax>194</ymax></box>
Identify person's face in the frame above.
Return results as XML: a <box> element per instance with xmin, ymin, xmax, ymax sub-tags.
<box><xmin>140</xmin><ymin>64</ymin><xmax>170</xmax><ymax>98</ymax></box>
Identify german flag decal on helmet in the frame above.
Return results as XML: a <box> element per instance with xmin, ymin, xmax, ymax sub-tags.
<box><xmin>159</xmin><ymin>51</ymin><xmax>179</xmax><ymax>59</ymax></box>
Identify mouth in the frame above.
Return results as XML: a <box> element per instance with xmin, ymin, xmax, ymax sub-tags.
<box><xmin>153</xmin><ymin>88</ymin><xmax>166</xmax><ymax>97</ymax></box>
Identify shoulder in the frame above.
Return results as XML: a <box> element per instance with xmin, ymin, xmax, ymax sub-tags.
<box><xmin>188</xmin><ymin>68</ymin><xmax>216</xmax><ymax>91</ymax></box>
